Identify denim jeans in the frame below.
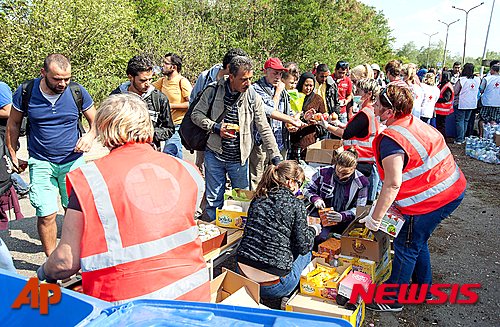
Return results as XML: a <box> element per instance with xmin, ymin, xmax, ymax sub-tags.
<box><xmin>163</xmin><ymin>125</ymin><xmax>183</xmax><ymax>159</ymax></box>
<box><xmin>455</xmin><ymin>108</ymin><xmax>472</xmax><ymax>143</ymax></box>
<box><xmin>204</xmin><ymin>149</ymin><xmax>249</xmax><ymax>221</ymax></box>
<box><xmin>11</xmin><ymin>173</ymin><xmax>29</xmax><ymax>194</ymax></box>
<box><xmin>385</xmin><ymin>190</ymin><xmax>465</xmax><ymax>299</ymax></box>
<box><xmin>259</xmin><ymin>252</ymin><xmax>312</xmax><ymax>299</ymax></box>
<box><xmin>368</xmin><ymin>163</ymin><xmax>380</xmax><ymax>203</ymax></box>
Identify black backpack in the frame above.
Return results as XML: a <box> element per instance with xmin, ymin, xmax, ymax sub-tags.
<box><xmin>20</xmin><ymin>79</ymin><xmax>85</xmax><ymax>137</ymax></box>
<box><xmin>0</xmin><ymin>136</ymin><xmax>13</xmax><ymax>196</ymax></box>
<box><xmin>179</xmin><ymin>84</ymin><xmax>222</xmax><ymax>152</ymax></box>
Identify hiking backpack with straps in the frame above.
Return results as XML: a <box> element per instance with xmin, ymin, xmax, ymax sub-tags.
<box><xmin>20</xmin><ymin>79</ymin><xmax>85</xmax><ymax>137</ymax></box>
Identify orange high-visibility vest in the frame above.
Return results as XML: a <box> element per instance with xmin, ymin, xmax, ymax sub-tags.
<box><xmin>374</xmin><ymin>115</ymin><xmax>466</xmax><ymax>215</ymax></box>
<box><xmin>434</xmin><ymin>82</ymin><xmax>455</xmax><ymax>115</ymax></box>
<box><xmin>343</xmin><ymin>105</ymin><xmax>380</xmax><ymax>163</ymax></box>
<box><xmin>66</xmin><ymin>142</ymin><xmax>210</xmax><ymax>303</ymax></box>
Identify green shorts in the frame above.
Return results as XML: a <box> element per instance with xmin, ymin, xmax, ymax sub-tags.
<box><xmin>28</xmin><ymin>156</ymin><xmax>86</xmax><ymax>217</ymax></box>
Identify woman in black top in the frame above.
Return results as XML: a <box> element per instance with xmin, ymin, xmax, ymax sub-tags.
<box><xmin>236</xmin><ymin>160</ymin><xmax>319</xmax><ymax>299</ymax></box>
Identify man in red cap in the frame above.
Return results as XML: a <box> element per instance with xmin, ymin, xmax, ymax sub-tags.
<box><xmin>249</xmin><ymin>57</ymin><xmax>305</xmax><ymax>190</ymax></box>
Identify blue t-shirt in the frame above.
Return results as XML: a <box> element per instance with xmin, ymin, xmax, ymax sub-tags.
<box><xmin>0</xmin><ymin>82</ymin><xmax>12</xmax><ymax>127</ymax></box>
<box><xmin>12</xmin><ymin>78</ymin><xmax>94</xmax><ymax>164</ymax></box>
<box><xmin>378</xmin><ymin>136</ymin><xmax>409</xmax><ymax>169</ymax></box>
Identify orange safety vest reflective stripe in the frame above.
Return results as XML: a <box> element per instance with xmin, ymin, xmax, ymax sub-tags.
<box><xmin>374</xmin><ymin>115</ymin><xmax>466</xmax><ymax>215</ymax></box>
<box><xmin>66</xmin><ymin>143</ymin><xmax>210</xmax><ymax>303</ymax></box>
<box><xmin>434</xmin><ymin>82</ymin><xmax>455</xmax><ymax>115</ymax></box>
<box><xmin>343</xmin><ymin>105</ymin><xmax>380</xmax><ymax>163</ymax></box>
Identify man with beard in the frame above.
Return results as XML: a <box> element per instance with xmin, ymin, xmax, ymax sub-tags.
<box><xmin>110</xmin><ymin>55</ymin><xmax>174</xmax><ymax>150</ymax></box>
<box><xmin>6</xmin><ymin>54</ymin><xmax>96</xmax><ymax>256</ymax></box>
<box><xmin>153</xmin><ymin>53</ymin><xmax>192</xmax><ymax>159</ymax></box>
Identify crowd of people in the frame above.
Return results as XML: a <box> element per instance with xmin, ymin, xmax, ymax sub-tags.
<box><xmin>0</xmin><ymin>50</ymin><xmax>498</xmax><ymax>313</ymax></box>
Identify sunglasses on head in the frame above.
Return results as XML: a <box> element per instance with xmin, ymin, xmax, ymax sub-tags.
<box><xmin>337</xmin><ymin>61</ymin><xmax>349</xmax><ymax>69</ymax></box>
<box><xmin>380</xmin><ymin>87</ymin><xmax>393</xmax><ymax>108</ymax></box>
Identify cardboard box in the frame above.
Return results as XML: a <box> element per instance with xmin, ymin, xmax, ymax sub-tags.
<box><xmin>339</xmin><ymin>250</ymin><xmax>391</xmax><ymax>284</ymax></box>
<box><xmin>341</xmin><ymin>220</ymin><xmax>390</xmax><ymax>262</ymax></box>
<box><xmin>318</xmin><ymin>238</ymin><xmax>342</xmax><ymax>263</ymax></box>
<box><xmin>216</xmin><ymin>200</ymin><xmax>250</xmax><ymax>229</ymax></box>
<box><xmin>197</xmin><ymin>220</ymin><xmax>228</xmax><ymax>255</ymax></box>
<box><xmin>210</xmin><ymin>269</ymin><xmax>260</xmax><ymax>307</ymax></box>
<box><xmin>224</xmin><ymin>189</ymin><xmax>255</xmax><ymax>202</ymax></box>
<box><xmin>300</xmin><ymin>257</ymin><xmax>351</xmax><ymax>301</ymax></box>
<box><xmin>337</xmin><ymin>271</ymin><xmax>371</xmax><ymax>305</ymax></box>
<box><xmin>286</xmin><ymin>292</ymin><xmax>365</xmax><ymax>327</ymax></box>
<box><xmin>495</xmin><ymin>133</ymin><xmax>500</xmax><ymax>147</ymax></box>
<box><xmin>305</xmin><ymin>139</ymin><xmax>343</xmax><ymax>165</ymax></box>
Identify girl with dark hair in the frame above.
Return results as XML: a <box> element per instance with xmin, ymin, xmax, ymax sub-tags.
<box><xmin>435</xmin><ymin>71</ymin><xmax>455</xmax><ymax>137</ymax></box>
<box><xmin>453</xmin><ymin>63</ymin><xmax>480</xmax><ymax>144</ymax></box>
<box><xmin>236</xmin><ymin>160</ymin><xmax>318</xmax><ymax>299</ymax></box>
<box><xmin>288</xmin><ymin>72</ymin><xmax>327</xmax><ymax>160</ymax></box>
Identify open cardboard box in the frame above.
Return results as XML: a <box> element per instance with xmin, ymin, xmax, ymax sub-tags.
<box><xmin>210</xmin><ymin>268</ymin><xmax>262</xmax><ymax>308</ymax></box>
<box><xmin>339</xmin><ymin>249</ymin><xmax>391</xmax><ymax>284</ymax></box>
<box><xmin>341</xmin><ymin>208</ymin><xmax>390</xmax><ymax>262</ymax></box>
<box><xmin>197</xmin><ymin>220</ymin><xmax>228</xmax><ymax>255</ymax></box>
<box><xmin>286</xmin><ymin>291</ymin><xmax>365</xmax><ymax>327</ymax></box>
<box><xmin>305</xmin><ymin>139</ymin><xmax>343</xmax><ymax>165</ymax></box>
<box><xmin>299</xmin><ymin>257</ymin><xmax>351</xmax><ymax>301</ymax></box>
<box><xmin>216</xmin><ymin>200</ymin><xmax>250</xmax><ymax>229</ymax></box>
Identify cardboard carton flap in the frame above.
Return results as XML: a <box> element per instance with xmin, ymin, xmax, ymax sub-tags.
<box><xmin>220</xmin><ymin>286</ymin><xmax>260</xmax><ymax>308</ymax></box>
<box><xmin>210</xmin><ymin>268</ymin><xmax>260</xmax><ymax>304</ymax></box>
<box><xmin>287</xmin><ymin>292</ymin><xmax>354</xmax><ymax>316</ymax></box>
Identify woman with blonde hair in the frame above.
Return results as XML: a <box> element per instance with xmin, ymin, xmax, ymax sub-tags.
<box><xmin>402</xmin><ymin>63</ymin><xmax>424</xmax><ymax>118</ymax></box>
<box><xmin>38</xmin><ymin>94</ymin><xmax>210</xmax><ymax>304</ymax></box>
<box><xmin>362</xmin><ymin>84</ymin><xmax>466</xmax><ymax>312</ymax></box>
<box><xmin>236</xmin><ymin>160</ymin><xmax>317</xmax><ymax>299</ymax></box>
<box><xmin>304</xmin><ymin>149</ymin><xmax>369</xmax><ymax>243</ymax></box>
<box><xmin>420</xmin><ymin>72</ymin><xmax>440</xmax><ymax>124</ymax></box>
<box><xmin>348</xmin><ymin>64</ymin><xmax>374</xmax><ymax>119</ymax></box>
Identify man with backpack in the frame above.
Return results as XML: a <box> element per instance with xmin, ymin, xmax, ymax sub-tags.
<box><xmin>6</xmin><ymin>54</ymin><xmax>96</xmax><ymax>256</ymax></box>
<box><xmin>190</xmin><ymin>48</ymin><xmax>248</xmax><ymax>173</ymax></box>
<box><xmin>191</xmin><ymin>56</ymin><xmax>281</xmax><ymax>221</ymax></box>
<box><xmin>110</xmin><ymin>55</ymin><xmax>175</xmax><ymax>150</ymax></box>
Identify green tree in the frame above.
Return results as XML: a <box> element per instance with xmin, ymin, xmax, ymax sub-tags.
<box><xmin>0</xmin><ymin>0</ymin><xmax>136</xmax><ymax>101</ymax></box>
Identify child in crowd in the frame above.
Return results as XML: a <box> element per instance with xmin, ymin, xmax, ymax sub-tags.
<box><xmin>304</xmin><ymin>149</ymin><xmax>369</xmax><ymax>245</ymax></box>
<box><xmin>236</xmin><ymin>160</ymin><xmax>319</xmax><ymax>299</ymax></box>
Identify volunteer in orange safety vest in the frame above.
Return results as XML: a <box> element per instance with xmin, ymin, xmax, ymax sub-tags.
<box><xmin>38</xmin><ymin>94</ymin><xmax>210</xmax><ymax>304</ymax></box>
<box><xmin>361</xmin><ymin>84</ymin><xmax>466</xmax><ymax>313</ymax></box>
<box><xmin>434</xmin><ymin>71</ymin><xmax>455</xmax><ymax>138</ymax></box>
<box><xmin>316</xmin><ymin>78</ymin><xmax>382</xmax><ymax>202</ymax></box>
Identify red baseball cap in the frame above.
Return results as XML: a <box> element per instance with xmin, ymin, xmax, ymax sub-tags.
<box><xmin>264</xmin><ymin>58</ymin><xmax>288</xmax><ymax>71</ymax></box>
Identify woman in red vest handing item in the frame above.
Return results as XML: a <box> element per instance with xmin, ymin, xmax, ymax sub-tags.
<box><xmin>361</xmin><ymin>84</ymin><xmax>466</xmax><ymax>312</ymax></box>
<box><xmin>37</xmin><ymin>94</ymin><xmax>210</xmax><ymax>304</ymax></box>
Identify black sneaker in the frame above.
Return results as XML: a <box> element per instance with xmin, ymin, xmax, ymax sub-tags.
<box><xmin>366</xmin><ymin>302</ymin><xmax>403</xmax><ymax>312</ymax></box>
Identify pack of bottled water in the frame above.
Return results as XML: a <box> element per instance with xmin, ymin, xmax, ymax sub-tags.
<box><xmin>465</xmin><ymin>124</ymin><xmax>500</xmax><ymax>165</ymax></box>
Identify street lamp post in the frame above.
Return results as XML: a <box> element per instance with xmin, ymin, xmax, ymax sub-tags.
<box><xmin>424</xmin><ymin>32</ymin><xmax>438</xmax><ymax>68</ymax></box>
<box><xmin>452</xmin><ymin>2</ymin><xmax>484</xmax><ymax>65</ymax></box>
<box><xmin>438</xmin><ymin>19</ymin><xmax>460</xmax><ymax>69</ymax></box>
<box><xmin>480</xmin><ymin>0</ymin><xmax>496</xmax><ymax>77</ymax></box>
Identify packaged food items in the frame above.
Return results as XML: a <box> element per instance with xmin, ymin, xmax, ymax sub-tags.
<box><xmin>225</xmin><ymin>123</ymin><xmax>240</xmax><ymax>135</ymax></box>
<box><xmin>348</xmin><ymin>227</ymin><xmax>375</xmax><ymax>241</ymax></box>
<box><xmin>380</xmin><ymin>205</ymin><xmax>405</xmax><ymax>237</ymax></box>
<box><xmin>197</xmin><ymin>223</ymin><xmax>221</xmax><ymax>242</ymax></box>
<box><xmin>305</xmin><ymin>263</ymin><xmax>340</xmax><ymax>287</ymax></box>
<box><xmin>330</xmin><ymin>112</ymin><xmax>338</xmax><ymax>121</ymax></box>
<box><xmin>318</xmin><ymin>207</ymin><xmax>338</xmax><ymax>226</ymax></box>
<box><xmin>313</xmin><ymin>112</ymin><xmax>330</xmax><ymax>121</ymax></box>
<box><xmin>318</xmin><ymin>238</ymin><xmax>342</xmax><ymax>264</ymax></box>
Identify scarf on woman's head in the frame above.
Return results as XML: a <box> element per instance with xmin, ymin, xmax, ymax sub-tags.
<box><xmin>297</xmin><ymin>72</ymin><xmax>316</xmax><ymax>109</ymax></box>
<box><xmin>331</xmin><ymin>166</ymin><xmax>356</xmax><ymax>211</ymax></box>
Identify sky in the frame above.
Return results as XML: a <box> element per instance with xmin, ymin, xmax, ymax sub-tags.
<box><xmin>359</xmin><ymin>0</ymin><xmax>499</xmax><ymax>60</ymax></box>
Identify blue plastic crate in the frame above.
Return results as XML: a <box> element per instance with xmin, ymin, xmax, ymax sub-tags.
<box><xmin>0</xmin><ymin>269</ymin><xmax>108</xmax><ymax>327</ymax></box>
<box><xmin>87</xmin><ymin>299</ymin><xmax>352</xmax><ymax>327</ymax></box>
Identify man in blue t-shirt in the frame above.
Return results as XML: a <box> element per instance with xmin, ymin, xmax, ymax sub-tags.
<box><xmin>7</xmin><ymin>54</ymin><xmax>96</xmax><ymax>256</ymax></box>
